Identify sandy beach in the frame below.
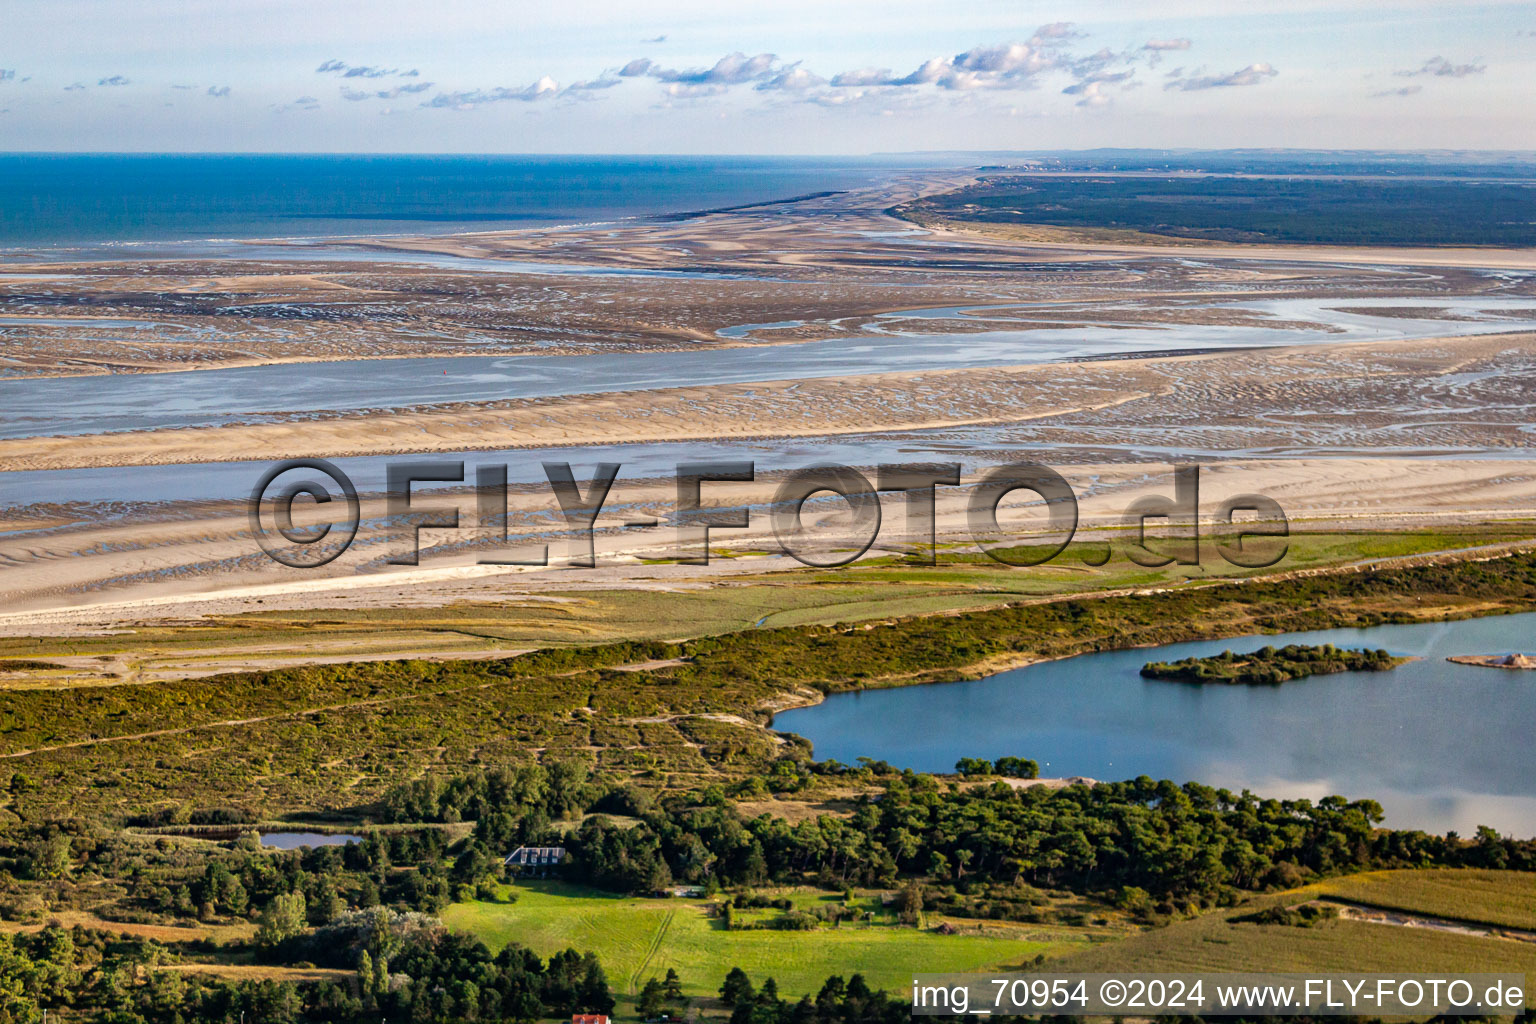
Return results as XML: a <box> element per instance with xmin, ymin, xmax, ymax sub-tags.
<box><xmin>4</xmin><ymin>175</ymin><xmax>1535</xmax><ymax>638</ymax></box>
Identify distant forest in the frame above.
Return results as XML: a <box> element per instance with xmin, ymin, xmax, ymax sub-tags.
<box><xmin>899</xmin><ymin>174</ymin><xmax>1536</xmax><ymax>247</ymax></box>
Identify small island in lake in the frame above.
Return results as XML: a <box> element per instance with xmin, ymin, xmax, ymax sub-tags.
<box><xmin>1141</xmin><ymin>644</ymin><xmax>1410</xmax><ymax>685</ymax></box>
<box><xmin>1447</xmin><ymin>653</ymin><xmax>1536</xmax><ymax>670</ymax></box>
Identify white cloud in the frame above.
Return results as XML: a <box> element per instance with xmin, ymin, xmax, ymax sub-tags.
<box><xmin>376</xmin><ymin>24</ymin><xmax>1269</xmax><ymax>119</ymax></box>
<box><xmin>341</xmin><ymin>81</ymin><xmax>432</xmax><ymax>101</ymax></box>
<box><xmin>646</xmin><ymin>52</ymin><xmax>778</xmax><ymax>85</ymax></box>
<box><xmin>1394</xmin><ymin>55</ymin><xmax>1486</xmax><ymax>78</ymax></box>
<box><xmin>829</xmin><ymin>67</ymin><xmax>894</xmax><ymax>87</ymax></box>
<box><xmin>422</xmin><ymin>77</ymin><xmax>559</xmax><ymax>109</ymax></box>
<box><xmin>1063</xmin><ymin>68</ymin><xmax>1135</xmax><ymax>107</ymax></box>
<box><xmin>1165</xmin><ymin>62</ymin><xmax>1277</xmax><ymax>90</ymax></box>
<box><xmin>317</xmin><ymin>60</ymin><xmax>418</xmax><ymax>79</ymax></box>
<box><xmin>564</xmin><ymin>74</ymin><xmax>624</xmax><ymax>94</ymax></box>
<box><xmin>756</xmin><ymin>64</ymin><xmax>826</xmax><ymax>92</ymax></box>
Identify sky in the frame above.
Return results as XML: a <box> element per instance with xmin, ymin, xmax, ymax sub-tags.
<box><xmin>1</xmin><ymin>0</ymin><xmax>1532</xmax><ymax>153</ymax></box>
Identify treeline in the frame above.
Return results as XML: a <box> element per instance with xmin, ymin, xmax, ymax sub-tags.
<box><xmin>553</xmin><ymin>772</ymin><xmax>1536</xmax><ymax>909</ymax></box>
<box><xmin>718</xmin><ymin>969</ymin><xmax>908</xmax><ymax>1024</ymax></box>
<box><xmin>358</xmin><ymin>759</ymin><xmax>1536</xmax><ymax>910</ymax></box>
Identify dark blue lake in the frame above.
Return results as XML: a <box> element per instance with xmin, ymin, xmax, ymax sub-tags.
<box><xmin>773</xmin><ymin>612</ymin><xmax>1536</xmax><ymax>837</ymax></box>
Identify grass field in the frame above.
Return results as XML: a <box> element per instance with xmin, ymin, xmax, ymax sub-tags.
<box><xmin>1305</xmin><ymin>869</ymin><xmax>1536</xmax><ymax>931</ymax></box>
<box><xmin>1053</xmin><ymin>907</ymin><xmax>1535</xmax><ymax>998</ymax></box>
<box><xmin>1049</xmin><ymin>871</ymin><xmax>1536</xmax><ymax>1006</ymax></box>
<box><xmin>442</xmin><ymin>882</ymin><xmax>1106</xmax><ymax>1000</ymax></box>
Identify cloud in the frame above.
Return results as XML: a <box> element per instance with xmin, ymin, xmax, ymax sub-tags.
<box><xmin>422</xmin><ymin>77</ymin><xmax>559</xmax><ymax>109</ymax></box>
<box><xmin>565</xmin><ymin>75</ymin><xmax>624</xmax><ymax>94</ymax></box>
<box><xmin>1141</xmin><ymin>37</ymin><xmax>1191</xmax><ymax>67</ymax></box>
<box><xmin>98</xmin><ymin>75</ymin><xmax>131</xmax><ymax>87</ymax></box>
<box><xmin>0</xmin><ymin>70</ymin><xmax>14</xmax><ymax>83</ymax></box>
<box><xmin>1063</xmin><ymin>68</ymin><xmax>1135</xmax><ymax>107</ymax></box>
<box><xmin>644</xmin><ymin>52</ymin><xmax>778</xmax><ymax>85</ymax></box>
<box><xmin>1370</xmin><ymin>84</ymin><xmax>1423</xmax><ymax>97</ymax></box>
<box><xmin>404</xmin><ymin>26</ymin><xmax>1263</xmax><ymax>117</ymax></box>
<box><xmin>660</xmin><ymin>82</ymin><xmax>729</xmax><ymax>100</ymax></box>
<box><xmin>643</xmin><ymin>34</ymin><xmax>667</xmax><ymax>44</ymax></box>
<box><xmin>820</xmin><ymin>25</ymin><xmax>1091</xmax><ymax>94</ymax></box>
<box><xmin>206</xmin><ymin>85</ymin><xmax>231</xmax><ymax>98</ymax></box>
<box><xmin>317</xmin><ymin>60</ymin><xmax>417</xmax><ymax>79</ymax></box>
<box><xmin>1394</xmin><ymin>56</ymin><xmax>1485</xmax><ymax>78</ymax></box>
<box><xmin>755</xmin><ymin>64</ymin><xmax>825</xmax><ymax>92</ymax></box>
<box><xmin>63</xmin><ymin>83</ymin><xmax>86</xmax><ymax>91</ymax></box>
<box><xmin>1065</xmin><ymin>81</ymin><xmax>1112</xmax><ymax>107</ymax></box>
<box><xmin>1165</xmin><ymin>62</ymin><xmax>1277</xmax><ymax>90</ymax></box>
<box><xmin>829</xmin><ymin>67</ymin><xmax>895</xmax><ymax>87</ymax></box>
<box><xmin>341</xmin><ymin>81</ymin><xmax>432</xmax><ymax>101</ymax></box>
<box><xmin>277</xmin><ymin>95</ymin><xmax>322</xmax><ymax>112</ymax></box>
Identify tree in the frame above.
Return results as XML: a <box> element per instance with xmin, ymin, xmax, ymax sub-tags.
<box><xmin>577</xmin><ymin>954</ymin><xmax>615</xmax><ymax>1014</ymax></box>
<box><xmin>994</xmin><ymin>756</ymin><xmax>1039</xmax><ymax>779</ymax></box>
<box><xmin>896</xmin><ymin>881</ymin><xmax>925</xmax><ymax>926</ymax></box>
<box><xmin>257</xmin><ymin>891</ymin><xmax>308</xmax><ymax>948</ymax></box>
<box><xmin>357</xmin><ymin>950</ymin><xmax>377</xmax><ymax>1009</ymax></box>
<box><xmin>21</xmin><ymin>833</ymin><xmax>71</xmax><ymax>880</ymax></box>
<box><xmin>720</xmin><ymin>967</ymin><xmax>753</xmax><ymax>1007</ymax></box>
<box><xmin>639</xmin><ymin>977</ymin><xmax>666</xmax><ymax>1019</ymax></box>
<box><xmin>663</xmin><ymin>968</ymin><xmax>684</xmax><ymax>1002</ymax></box>
<box><xmin>927</xmin><ymin>851</ymin><xmax>950</xmax><ymax>880</ymax></box>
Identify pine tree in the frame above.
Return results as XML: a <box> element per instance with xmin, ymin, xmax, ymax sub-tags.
<box><xmin>639</xmin><ymin>977</ymin><xmax>666</xmax><ymax>1019</ymax></box>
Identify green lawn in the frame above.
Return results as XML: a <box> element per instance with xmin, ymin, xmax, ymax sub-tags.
<box><xmin>443</xmin><ymin>882</ymin><xmax>1092</xmax><ymax>999</ymax></box>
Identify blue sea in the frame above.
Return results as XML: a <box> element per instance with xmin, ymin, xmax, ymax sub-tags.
<box><xmin>0</xmin><ymin>154</ymin><xmax>916</xmax><ymax>249</ymax></box>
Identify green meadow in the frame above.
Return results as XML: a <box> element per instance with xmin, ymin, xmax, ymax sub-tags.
<box><xmin>442</xmin><ymin>882</ymin><xmax>1106</xmax><ymax>999</ymax></box>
